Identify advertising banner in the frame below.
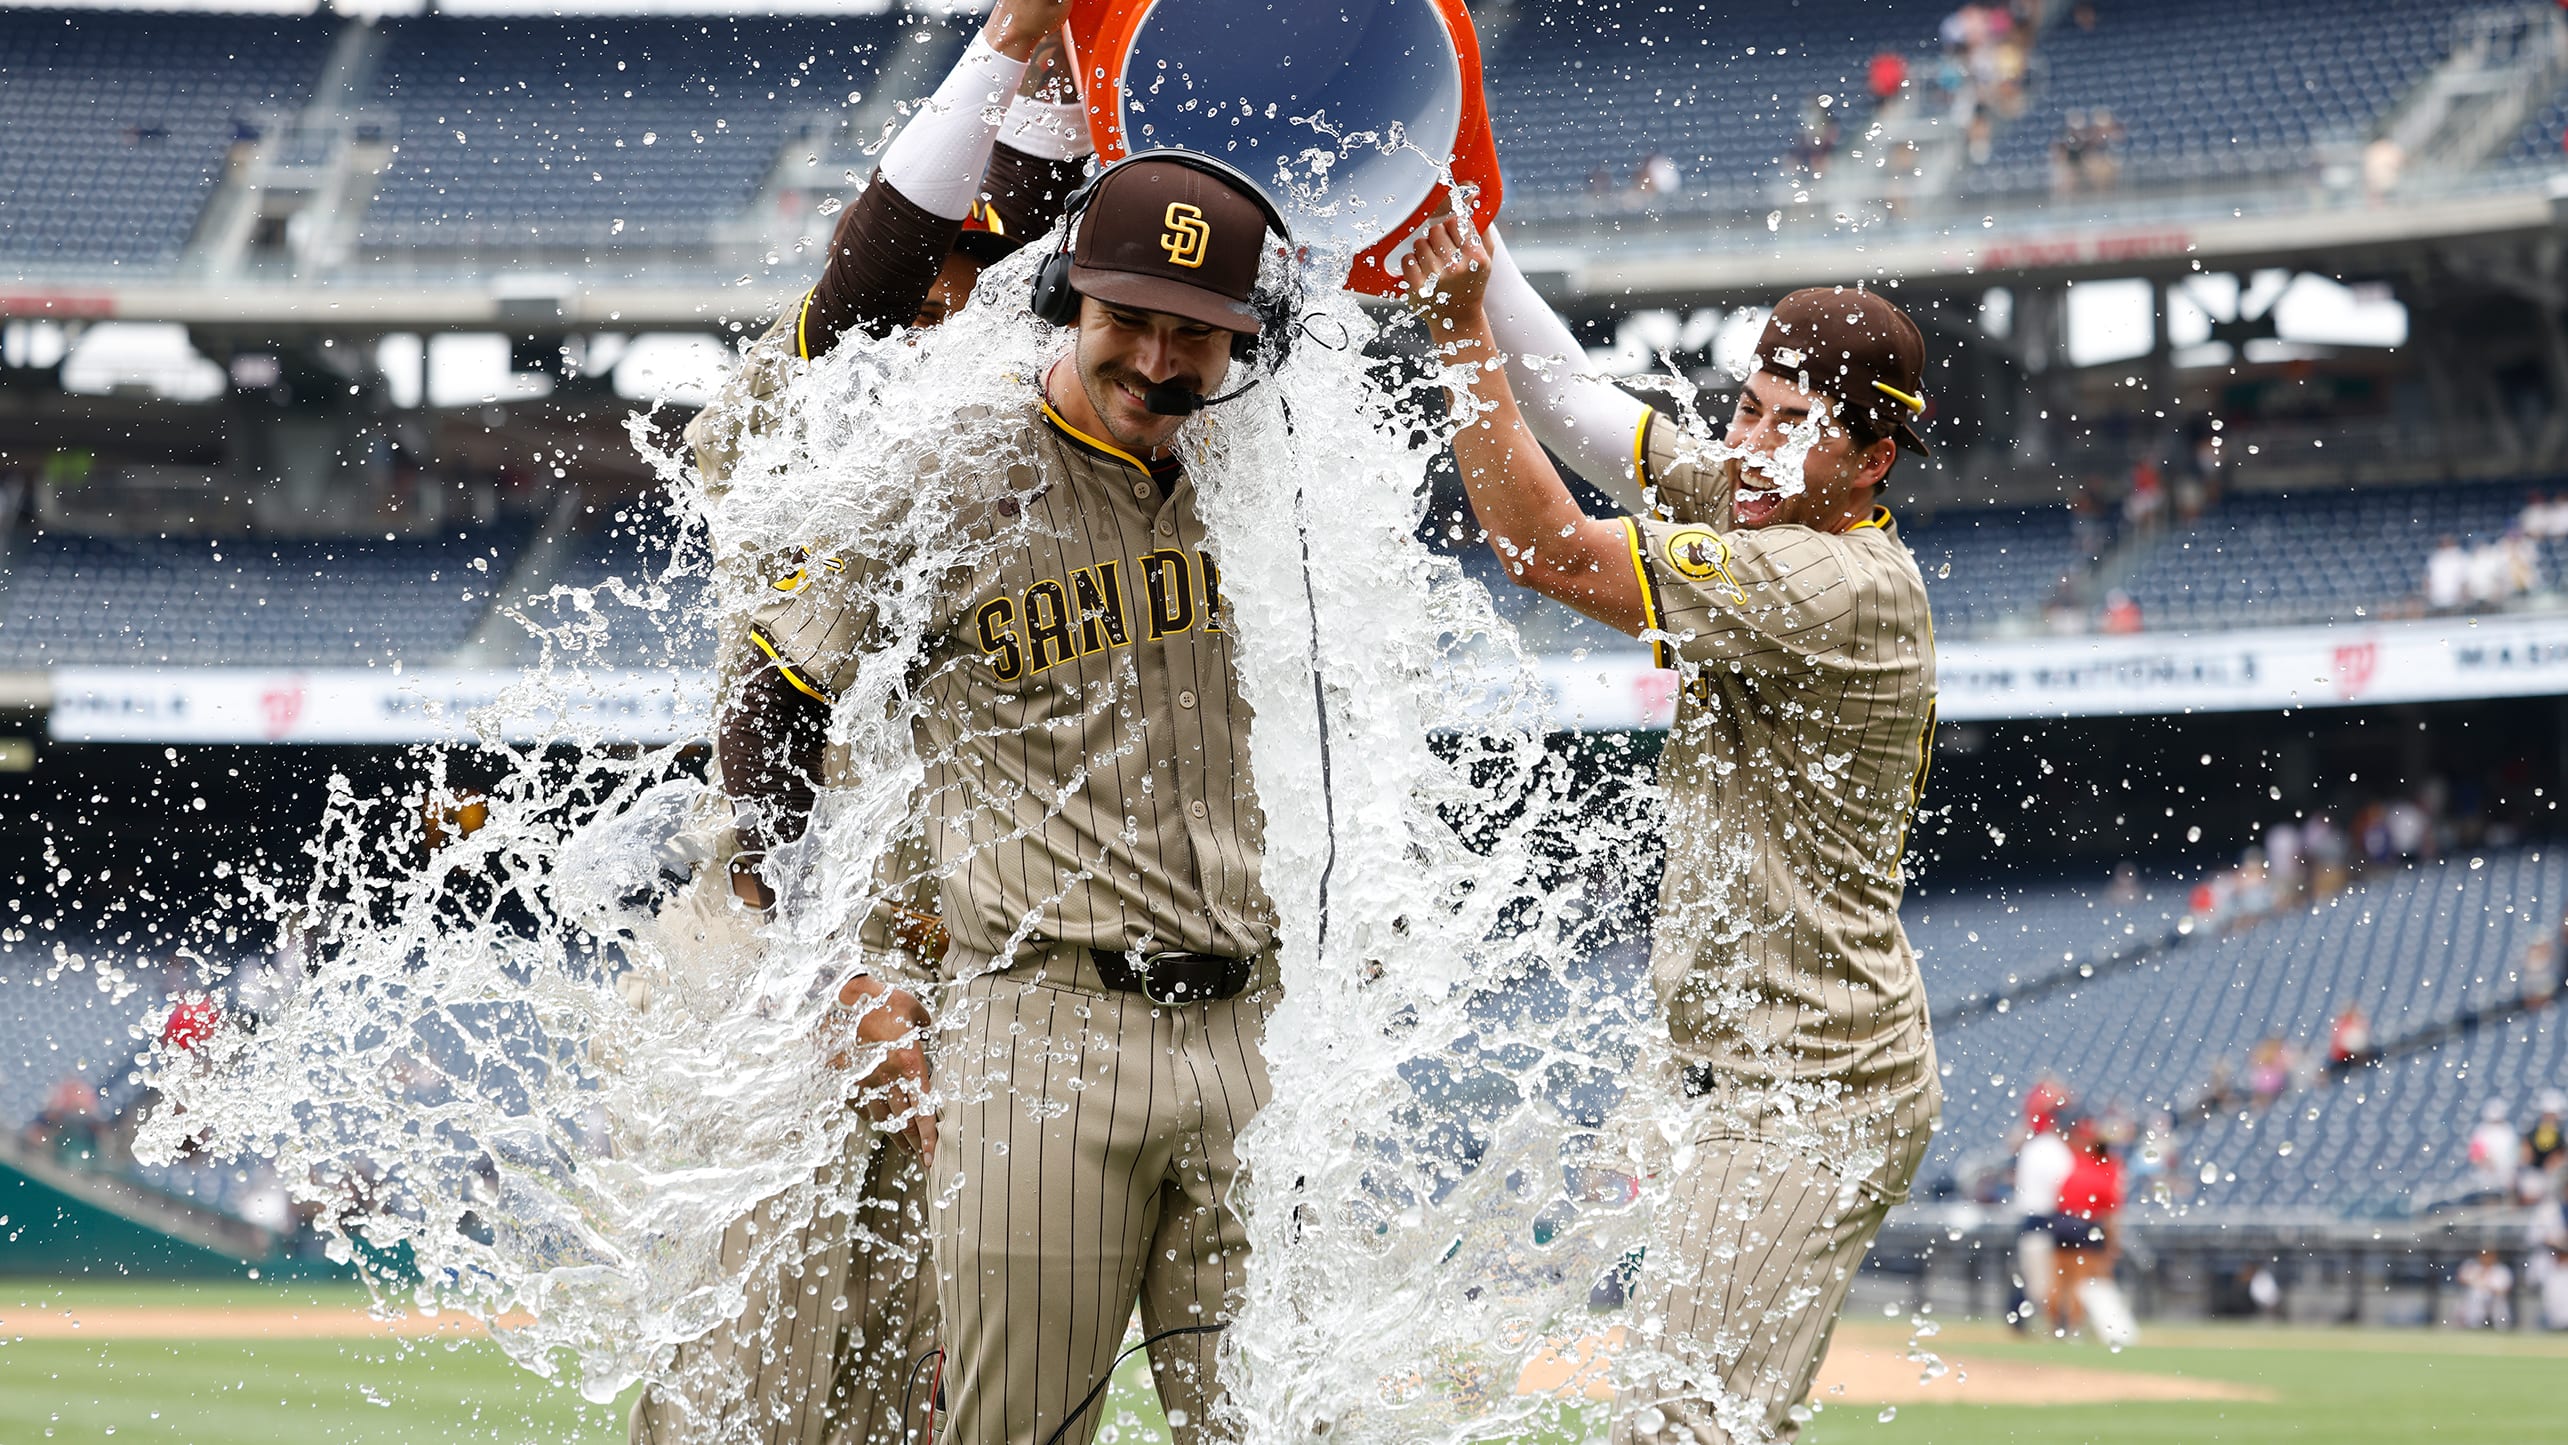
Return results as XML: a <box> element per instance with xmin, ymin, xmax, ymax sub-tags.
<box><xmin>1536</xmin><ymin>611</ymin><xmax>2568</xmax><ymax>730</ymax></box>
<box><xmin>48</xmin><ymin>668</ymin><xmax>714</xmax><ymax>745</ymax></box>
<box><xmin>42</xmin><ymin>613</ymin><xmax>2568</xmax><ymax>743</ymax></box>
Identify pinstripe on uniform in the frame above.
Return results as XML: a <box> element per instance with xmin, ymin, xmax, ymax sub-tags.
<box><xmin>628</xmin><ymin>874</ymin><xmax>944</xmax><ymax>1445</ymax></box>
<box><xmin>1611</xmin><ymin>410</ymin><xmax>1942</xmax><ymax>1444</ymax></box>
<box><xmin>751</xmin><ymin>395</ymin><xmax>1277</xmax><ymax>1445</ymax></box>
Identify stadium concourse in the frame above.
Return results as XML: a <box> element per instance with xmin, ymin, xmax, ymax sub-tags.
<box><xmin>3</xmin><ymin>0</ymin><xmax>2568</xmax><ymax>1349</ymax></box>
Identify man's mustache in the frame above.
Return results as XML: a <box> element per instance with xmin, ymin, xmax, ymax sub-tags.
<box><xmin>1099</xmin><ymin>364</ymin><xmax>1202</xmax><ymax>399</ymax></box>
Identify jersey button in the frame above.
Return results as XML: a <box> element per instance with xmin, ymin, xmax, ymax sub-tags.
<box><xmin>1189</xmin><ymin>800</ymin><xmax>1208</xmax><ymax>819</ymax></box>
<box><xmin>1132</xmin><ymin>481</ymin><xmax>1153</xmax><ymax>500</ymax></box>
<box><xmin>1157</xmin><ymin>519</ymin><xmax>1176</xmax><ymax>537</ymax></box>
<box><xmin>1176</xmin><ymin>689</ymin><xmax>1197</xmax><ymax>709</ymax></box>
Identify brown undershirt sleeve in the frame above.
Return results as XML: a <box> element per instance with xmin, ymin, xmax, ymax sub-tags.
<box><xmin>717</xmin><ymin>651</ymin><xmax>831</xmax><ymax>868</ymax></box>
<box><xmin>980</xmin><ymin>142</ymin><xmax>1089</xmax><ymax>237</ymax></box>
<box><xmin>797</xmin><ymin>171</ymin><xmax>963</xmax><ymax>360</ymax></box>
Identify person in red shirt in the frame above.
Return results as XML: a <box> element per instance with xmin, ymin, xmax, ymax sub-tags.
<box><xmin>2048</xmin><ymin>1117</ymin><xmax>2126</xmax><ymax>1336</ymax></box>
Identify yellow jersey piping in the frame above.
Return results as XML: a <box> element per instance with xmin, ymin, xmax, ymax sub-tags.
<box><xmin>1039</xmin><ymin>397</ymin><xmax>1153</xmax><ymax>475</ymax></box>
<box><xmin>1622</xmin><ymin>516</ymin><xmax>1669</xmax><ymax>670</ymax></box>
<box><xmin>794</xmin><ymin>288</ymin><xmax>816</xmax><ymax>362</ymax></box>
<box><xmin>748</xmin><ymin>624</ymin><xmax>832</xmax><ymax>704</ymax></box>
<box><xmin>1630</xmin><ymin>406</ymin><xmax>1654</xmax><ymax>495</ymax></box>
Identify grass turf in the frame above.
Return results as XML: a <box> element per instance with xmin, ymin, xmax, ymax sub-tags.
<box><xmin>1801</xmin><ymin>1322</ymin><xmax>2568</xmax><ymax>1445</ymax></box>
<box><xmin>7</xmin><ymin>1284</ymin><xmax>2565</xmax><ymax>1444</ymax></box>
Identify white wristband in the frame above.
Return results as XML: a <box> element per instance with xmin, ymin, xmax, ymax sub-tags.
<box><xmin>878</xmin><ymin>35</ymin><xmax>1028</xmax><ymax>221</ymax></box>
<box><xmin>999</xmin><ymin>97</ymin><xmax>1092</xmax><ymax>162</ymax></box>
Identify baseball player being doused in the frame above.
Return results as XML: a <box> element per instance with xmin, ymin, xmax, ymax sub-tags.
<box><xmin>713</xmin><ymin>106</ymin><xmax>1307</xmax><ymax>1445</ymax></box>
<box><xmin>1403</xmin><ymin>215</ymin><xmax>1943</xmax><ymax>1445</ymax></box>
<box><xmin>630</xmin><ymin>3</ymin><xmax>1091</xmax><ymax>1442</ymax></box>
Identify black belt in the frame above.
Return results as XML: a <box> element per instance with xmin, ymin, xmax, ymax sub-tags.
<box><xmin>1091</xmin><ymin>948</ymin><xmax>1254</xmax><ymax>1006</ymax></box>
<box><xmin>1681</xmin><ymin>1063</ymin><xmax>1718</xmax><ymax>1099</ymax></box>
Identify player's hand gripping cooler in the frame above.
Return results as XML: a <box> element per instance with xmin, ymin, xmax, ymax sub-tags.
<box><xmin>1062</xmin><ymin>0</ymin><xmax>1502</xmax><ymax>294</ymax></box>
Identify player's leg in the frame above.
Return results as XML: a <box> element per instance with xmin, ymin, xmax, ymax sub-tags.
<box><xmin>1611</xmin><ymin>1093</ymin><xmax>1932</xmax><ymax>1445</ymax></box>
<box><xmin>631</xmin><ymin>1133</ymin><xmax>877</xmax><ymax>1445</ymax></box>
<box><xmin>1135</xmin><ymin>981</ymin><xmax>1276</xmax><ymax>1445</ymax></box>
<box><xmin>818</xmin><ymin>1135</ymin><xmax>941</xmax><ymax>1445</ymax></box>
<box><xmin>930</xmin><ymin>966</ymin><xmax>1169</xmax><ymax>1445</ymax></box>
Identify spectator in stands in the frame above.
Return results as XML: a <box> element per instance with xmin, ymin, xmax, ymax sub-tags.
<box><xmin>2522</xmin><ymin>489</ymin><xmax>2568</xmax><ymax>539</ymax></box>
<box><xmin>2305</xmin><ymin>812</ymin><xmax>2351</xmax><ymax>898</ymax></box>
<box><xmin>2265</xmin><ymin>820</ymin><xmax>2305</xmax><ymax>897</ymax></box>
<box><xmin>2050</xmin><ymin>109</ymin><xmax>2092</xmax><ymax>198</ymax></box>
<box><xmin>2106</xmin><ymin>860</ymin><xmax>2144</xmax><ymax>906</ymax></box>
<box><xmin>2192</xmin><ymin>1057</ymin><xmax>2242</xmax><ymax>1119</ymax></box>
<box><xmin>2246</xmin><ymin>1037</ymin><xmax>2293</xmax><ymax>1110</ymax></box>
<box><xmin>2525</xmin><ymin>1090</ymin><xmax>2566</xmax><ymax>1183</ymax></box>
<box><xmin>2130</xmin><ymin>1109</ymin><xmax>2181</xmax><ymax>1203</ymax></box>
<box><xmin>2079</xmin><ymin>109</ymin><xmax>2126</xmax><ymax>192</ymax></box>
<box><xmin>1792</xmin><ymin>97</ymin><xmax>1842</xmax><ymax>176</ymax></box>
<box><xmin>2469</xmin><ymin>1098</ymin><xmax>2522</xmax><ymax>1198</ymax></box>
<box><xmin>2466</xmin><ymin>536</ymin><xmax>2515</xmax><ymax>608</ymax></box>
<box><xmin>2455</xmin><ymin>1249</ymin><xmax>2514</xmax><ymax>1329</ymax></box>
<box><xmin>2524</xmin><ymin>931</ymin><xmax>2561</xmax><ymax>1008</ymax></box>
<box><xmin>2122</xmin><ymin>459</ymin><xmax>2166</xmax><ymax>536</ymax></box>
<box><xmin>2362</xmin><ymin>136</ymin><xmax>2408</xmax><ymax>203</ymax></box>
<box><xmin>2013</xmin><ymin>1079</ymin><xmax>2077</xmax><ymax>1331</ymax></box>
<box><xmin>2426</xmin><ymin>535</ymin><xmax>2470</xmax><ymax>612</ymax></box>
<box><xmin>2327</xmin><ymin>1001</ymin><xmax>2375</xmax><ymax>1071</ymax></box>
<box><xmin>1632</xmin><ymin>150</ymin><xmax>1682</xmax><ymax>201</ymax></box>
<box><xmin>1868</xmin><ymin>50</ymin><xmax>1909</xmax><ymax>105</ymax></box>
<box><xmin>2048</xmin><ymin>1117</ymin><xmax>2125</xmax><ymax>1337</ymax></box>
<box><xmin>31</xmin><ymin>1073</ymin><xmax>104</xmax><ymax>1157</ymax></box>
<box><xmin>2501</xmin><ymin>526</ymin><xmax>2544</xmax><ymax>599</ymax></box>
<box><xmin>2099</xmin><ymin>589</ymin><xmax>2144</xmax><ymax>634</ymax></box>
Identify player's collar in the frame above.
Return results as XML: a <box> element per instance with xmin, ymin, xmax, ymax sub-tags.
<box><xmin>1034</xmin><ymin>375</ymin><xmax>1183</xmax><ymax>480</ymax></box>
<box><xmin>1845</xmin><ymin>505</ymin><xmax>1894</xmax><ymax>534</ymax></box>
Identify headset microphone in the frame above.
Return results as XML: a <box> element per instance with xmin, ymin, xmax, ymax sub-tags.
<box><xmin>1139</xmin><ymin>378</ymin><xmax>1266</xmax><ymax>416</ymax></box>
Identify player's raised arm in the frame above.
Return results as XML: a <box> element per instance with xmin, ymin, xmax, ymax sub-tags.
<box><xmin>794</xmin><ymin>0</ymin><xmax>1074</xmax><ymax>356</ymax></box>
<box><xmin>1404</xmin><ymin>216</ymin><xmax>1652</xmax><ymax>634</ymax></box>
<box><xmin>1476</xmin><ymin>227</ymin><xmax>1656</xmax><ymax>515</ymax></box>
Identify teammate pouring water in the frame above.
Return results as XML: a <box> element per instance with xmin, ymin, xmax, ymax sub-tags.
<box><xmin>1404</xmin><ymin>214</ymin><xmax>1942</xmax><ymax>1445</ymax></box>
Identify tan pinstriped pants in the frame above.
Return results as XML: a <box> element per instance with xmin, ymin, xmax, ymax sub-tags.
<box><xmin>629</xmin><ymin>1133</ymin><xmax>940</xmax><ymax>1445</ymax></box>
<box><xmin>627</xmin><ymin>874</ymin><xmax>942</xmax><ymax>1445</ymax></box>
<box><xmin>928</xmin><ymin>948</ymin><xmax>1276</xmax><ymax>1445</ymax></box>
<box><xmin>1613</xmin><ymin>1081</ymin><xmax>1937</xmax><ymax>1445</ymax></box>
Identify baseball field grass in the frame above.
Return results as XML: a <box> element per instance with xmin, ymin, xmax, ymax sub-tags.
<box><xmin>5</xmin><ymin>1280</ymin><xmax>2566</xmax><ymax>1444</ymax></box>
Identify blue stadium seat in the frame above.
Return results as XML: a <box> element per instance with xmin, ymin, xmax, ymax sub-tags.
<box><xmin>0</xmin><ymin>518</ymin><xmax>536</xmax><ymax>668</ymax></box>
<box><xmin>354</xmin><ymin>14</ymin><xmax>961</xmax><ymax>250</ymax></box>
<box><xmin>0</xmin><ymin>9</ymin><xmax>331</xmax><ymax>269</ymax></box>
<box><xmin>1964</xmin><ymin>0</ymin><xmax>2475</xmax><ymax>196</ymax></box>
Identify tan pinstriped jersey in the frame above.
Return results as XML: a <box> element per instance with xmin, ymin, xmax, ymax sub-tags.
<box><xmin>1623</xmin><ymin>411</ymin><xmax>1939</xmax><ymax>1104</ymax></box>
<box><xmin>746</xmin><ymin>394</ymin><xmax>1275</xmax><ymax>965</ymax></box>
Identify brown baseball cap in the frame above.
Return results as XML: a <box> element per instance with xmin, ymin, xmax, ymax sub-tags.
<box><xmin>1754</xmin><ymin>287</ymin><xmax>1931</xmax><ymax>456</ymax></box>
<box><xmin>1066</xmin><ymin>156</ymin><xmax>1277</xmax><ymax>333</ymax></box>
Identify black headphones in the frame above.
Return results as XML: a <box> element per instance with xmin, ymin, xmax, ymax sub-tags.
<box><xmin>1029</xmin><ymin>148</ymin><xmax>1299</xmax><ymax>409</ymax></box>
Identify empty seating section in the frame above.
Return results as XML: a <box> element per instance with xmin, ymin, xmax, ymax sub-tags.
<box><xmin>530</xmin><ymin>500</ymin><xmax>717</xmax><ymax>669</ymax></box>
<box><xmin>1482</xmin><ymin>0</ymin><xmax>1953</xmax><ymax>212</ymax></box>
<box><xmin>1966</xmin><ymin>0</ymin><xmax>2469</xmax><ymax>196</ymax></box>
<box><xmin>2506</xmin><ymin>75</ymin><xmax>2568</xmax><ymax>165</ymax></box>
<box><xmin>1904</xmin><ymin>504</ymin><xmax>2095</xmax><ymax>636</ymax></box>
<box><xmin>0</xmin><ymin>9</ymin><xmax>328</xmax><ymax>268</ymax></box>
<box><xmin>0</xmin><ymin>520</ymin><xmax>532</xmax><ymax>668</ymax></box>
<box><xmin>2121</xmin><ymin>480</ymin><xmax>2561</xmax><ymax>631</ymax></box>
<box><xmin>0</xmin><ymin>954</ymin><xmax>165</xmax><ymax>1129</ymax></box>
<box><xmin>1925</xmin><ymin>844</ymin><xmax>2565</xmax><ymax>1215</ymax></box>
<box><xmin>1902</xmin><ymin>873</ymin><xmax>2183</xmax><ymax>1006</ymax></box>
<box><xmin>356</xmin><ymin>14</ymin><xmax>952</xmax><ymax>249</ymax></box>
